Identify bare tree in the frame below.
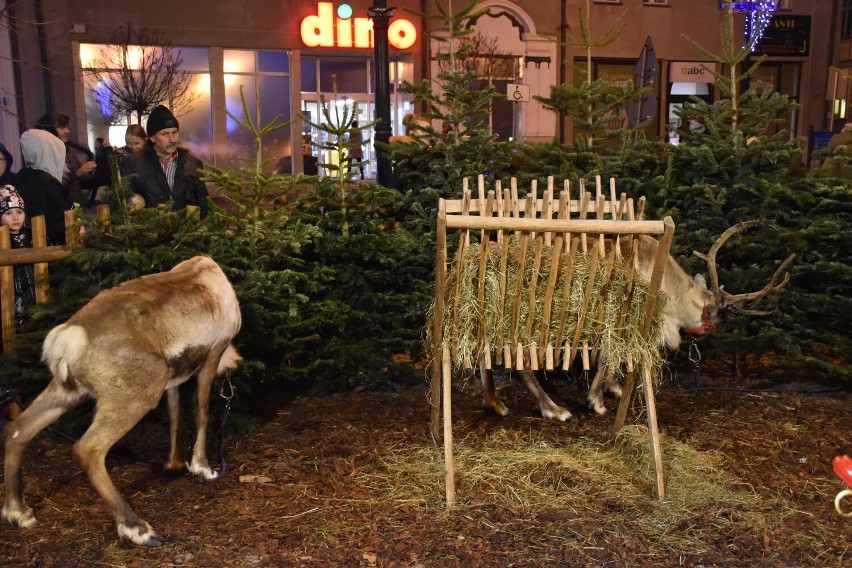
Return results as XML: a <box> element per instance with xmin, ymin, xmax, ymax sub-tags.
<box><xmin>86</xmin><ymin>24</ymin><xmax>197</xmax><ymax>124</ymax></box>
<box><xmin>437</xmin><ymin>31</ymin><xmax>515</xmax><ymax>82</ymax></box>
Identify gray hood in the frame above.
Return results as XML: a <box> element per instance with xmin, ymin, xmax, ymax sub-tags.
<box><xmin>20</xmin><ymin>129</ymin><xmax>65</xmax><ymax>182</ymax></box>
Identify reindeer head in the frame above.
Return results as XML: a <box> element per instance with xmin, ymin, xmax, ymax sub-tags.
<box><xmin>693</xmin><ymin>220</ymin><xmax>797</xmax><ymax>316</ymax></box>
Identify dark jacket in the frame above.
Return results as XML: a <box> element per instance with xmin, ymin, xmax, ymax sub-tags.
<box><xmin>13</xmin><ymin>167</ymin><xmax>73</xmax><ymax>245</ymax></box>
<box><xmin>120</xmin><ymin>143</ymin><xmax>209</xmax><ymax>218</ymax></box>
<box><xmin>11</xmin><ymin>228</ymin><xmax>35</xmax><ymax>325</ymax></box>
<box><xmin>0</xmin><ymin>143</ymin><xmax>14</xmax><ymax>186</ymax></box>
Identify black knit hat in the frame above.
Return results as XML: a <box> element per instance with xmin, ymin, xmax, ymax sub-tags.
<box><xmin>146</xmin><ymin>105</ymin><xmax>179</xmax><ymax>137</ymax></box>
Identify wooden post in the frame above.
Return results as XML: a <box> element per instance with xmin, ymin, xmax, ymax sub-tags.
<box><xmin>430</xmin><ymin>201</ymin><xmax>448</xmax><ymax>444</ymax></box>
<box><xmin>65</xmin><ymin>209</ymin><xmax>79</xmax><ymax>247</ymax></box>
<box><xmin>642</xmin><ymin>358</ymin><xmax>666</xmax><ymax>501</ymax></box>
<box><xmin>0</xmin><ymin>226</ymin><xmax>14</xmax><ymax>354</ymax></box>
<box><xmin>97</xmin><ymin>204</ymin><xmax>112</xmax><ymax>234</ymax></box>
<box><xmin>442</xmin><ymin>347</ymin><xmax>456</xmax><ymax>505</ymax></box>
<box><xmin>31</xmin><ymin>216</ymin><xmax>50</xmax><ymax>304</ymax></box>
<box><xmin>613</xmin><ymin>217</ymin><xmax>674</xmax><ymax>432</ymax></box>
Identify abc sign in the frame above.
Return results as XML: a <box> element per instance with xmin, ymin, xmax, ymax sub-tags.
<box><xmin>301</xmin><ymin>2</ymin><xmax>417</xmax><ymax>50</ymax></box>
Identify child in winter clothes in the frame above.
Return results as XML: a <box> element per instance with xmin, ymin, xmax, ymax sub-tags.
<box><xmin>0</xmin><ymin>185</ymin><xmax>36</xmax><ymax>324</ymax></box>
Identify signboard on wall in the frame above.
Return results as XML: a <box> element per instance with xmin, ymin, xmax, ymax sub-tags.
<box><xmin>506</xmin><ymin>83</ymin><xmax>530</xmax><ymax>102</ymax></box>
<box><xmin>669</xmin><ymin>62</ymin><xmax>718</xmax><ymax>83</ymax></box>
<box><xmin>754</xmin><ymin>15</ymin><xmax>810</xmax><ymax>57</ymax></box>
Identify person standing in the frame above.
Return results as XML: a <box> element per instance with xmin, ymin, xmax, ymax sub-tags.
<box><xmin>119</xmin><ymin>105</ymin><xmax>208</xmax><ymax>218</ymax></box>
<box><xmin>346</xmin><ymin>120</ymin><xmax>364</xmax><ymax>179</ymax></box>
<box><xmin>35</xmin><ymin>112</ymin><xmax>96</xmax><ymax>205</ymax></box>
<box><xmin>13</xmin><ymin>129</ymin><xmax>74</xmax><ymax>245</ymax></box>
<box><xmin>0</xmin><ymin>185</ymin><xmax>35</xmax><ymax>325</ymax></box>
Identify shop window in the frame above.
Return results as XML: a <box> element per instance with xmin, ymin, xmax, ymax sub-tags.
<box><xmin>319</xmin><ymin>60</ymin><xmax>369</xmax><ymax>93</ymax></box>
<box><xmin>224</xmin><ymin>49</ymin><xmax>292</xmax><ymax>173</ymax></box>
<box><xmin>302</xmin><ymin>58</ymin><xmax>318</xmax><ymax>93</ymax></box>
<box><xmin>80</xmin><ymin>43</ymin><xmax>212</xmax><ymax>162</ymax></box>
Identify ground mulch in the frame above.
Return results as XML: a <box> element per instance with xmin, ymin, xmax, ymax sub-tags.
<box><xmin>1</xmin><ymin>369</ymin><xmax>850</xmax><ymax>567</ymax></box>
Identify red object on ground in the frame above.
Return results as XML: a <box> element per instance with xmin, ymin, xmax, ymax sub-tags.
<box><xmin>833</xmin><ymin>455</ymin><xmax>852</xmax><ymax>487</ymax></box>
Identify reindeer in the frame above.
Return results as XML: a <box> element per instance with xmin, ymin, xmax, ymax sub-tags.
<box><xmin>2</xmin><ymin>256</ymin><xmax>241</xmax><ymax>547</ymax></box>
<box><xmin>480</xmin><ymin>221</ymin><xmax>795</xmax><ymax>421</ymax></box>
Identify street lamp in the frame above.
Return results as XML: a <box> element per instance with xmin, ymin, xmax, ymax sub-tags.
<box><xmin>369</xmin><ymin>0</ymin><xmax>396</xmax><ymax>187</ymax></box>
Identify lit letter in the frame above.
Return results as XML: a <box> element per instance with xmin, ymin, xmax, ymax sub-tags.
<box><xmin>389</xmin><ymin>19</ymin><xmax>417</xmax><ymax>50</ymax></box>
<box><xmin>337</xmin><ymin>17</ymin><xmax>353</xmax><ymax>47</ymax></box>
<box><xmin>301</xmin><ymin>2</ymin><xmax>334</xmax><ymax>47</ymax></box>
<box><xmin>353</xmin><ymin>17</ymin><xmax>374</xmax><ymax>48</ymax></box>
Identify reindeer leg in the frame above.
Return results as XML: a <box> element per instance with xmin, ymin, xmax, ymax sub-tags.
<box><xmin>3</xmin><ymin>380</ymin><xmax>89</xmax><ymax>528</ymax></box>
<box><xmin>605</xmin><ymin>375</ymin><xmax>623</xmax><ymax>399</ymax></box>
<box><xmin>164</xmin><ymin>386</ymin><xmax>185</xmax><ymax>473</ymax></box>
<box><xmin>186</xmin><ymin>353</ymin><xmax>220</xmax><ymax>481</ymax></box>
<box><xmin>519</xmin><ymin>366</ymin><xmax>574</xmax><ymax>422</ymax></box>
<box><xmin>587</xmin><ymin>365</ymin><xmax>610</xmax><ymax>416</ymax></box>
<box><xmin>480</xmin><ymin>363</ymin><xmax>509</xmax><ymax>417</ymax></box>
<box><xmin>73</xmin><ymin>396</ymin><xmax>162</xmax><ymax>547</ymax></box>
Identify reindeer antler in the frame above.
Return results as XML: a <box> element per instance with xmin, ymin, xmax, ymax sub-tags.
<box><xmin>693</xmin><ymin>220</ymin><xmax>796</xmax><ymax>315</ymax></box>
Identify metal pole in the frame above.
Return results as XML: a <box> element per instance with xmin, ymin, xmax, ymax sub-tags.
<box><xmin>369</xmin><ymin>0</ymin><xmax>396</xmax><ymax>187</ymax></box>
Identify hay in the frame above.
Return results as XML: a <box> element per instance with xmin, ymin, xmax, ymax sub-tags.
<box><xmin>350</xmin><ymin>427</ymin><xmax>760</xmax><ymax>553</ymax></box>
<box><xmin>428</xmin><ymin>235</ymin><xmax>667</xmax><ymax>379</ymax></box>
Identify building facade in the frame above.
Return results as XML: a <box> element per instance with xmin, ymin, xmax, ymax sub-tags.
<box><xmin>0</xmin><ymin>0</ymin><xmax>843</xmax><ymax>176</ymax></box>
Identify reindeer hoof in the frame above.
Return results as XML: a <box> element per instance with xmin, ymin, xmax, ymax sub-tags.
<box><xmin>587</xmin><ymin>398</ymin><xmax>609</xmax><ymax>416</ymax></box>
<box><xmin>484</xmin><ymin>401</ymin><xmax>510</xmax><ymax>417</ymax></box>
<box><xmin>187</xmin><ymin>461</ymin><xmax>219</xmax><ymax>481</ymax></box>
<box><xmin>118</xmin><ymin>521</ymin><xmax>161</xmax><ymax>547</ymax></box>
<box><xmin>1</xmin><ymin>505</ymin><xmax>38</xmax><ymax>528</ymax></box>
<box><xmin>541</xmin><ymin>406</ymin><xmax>575</xmax><ymax>422</ymax></box>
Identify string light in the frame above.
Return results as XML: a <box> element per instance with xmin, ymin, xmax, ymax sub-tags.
<box><xmin>745</xmin><ymin>1</ymin><xmax>780</xmax><ymax>51</ymax></box>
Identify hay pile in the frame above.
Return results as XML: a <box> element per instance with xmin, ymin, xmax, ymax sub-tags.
<box><xmin>350</xmin><ymin>425</ymin><xmax>759</xmax><ymax>553</ymax></box>
<box><xmin>429</xmin><ymin>235</ymin><xmax>667</xmax><ymax>378</ymax></box>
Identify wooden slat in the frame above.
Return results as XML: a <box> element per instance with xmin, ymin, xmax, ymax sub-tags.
<box><xmin>449</xmin><ymin>189</ymin><xmax>472</xmax><ymax>364</ymax></box>
<box><xmin>496</xmin><ymin>187</ymin><xmax>511</xmax><ymax>366</ymax></box>
<box><xmin>536</xmin><ymin>192</ymin><xmax>568</xmax><ymax>367</ymax></box>
<box><xmin>445</xmin><ymin>216</ymin><xmax>666</xmax><ymax>235</ymax></box>
<box><xmin>567</xmin><ymin>243</ymin><xmax>600</xmax><ymax>368</ymax></box>
<box><xmin>509</xmin><ymin>197</ymin><xmax>534</xmax><ymax>346</ymax></box>
<box><xmin>476</xmin><ymin>191</ymin><xmax>495</xmax><ymax>358</ymax></box>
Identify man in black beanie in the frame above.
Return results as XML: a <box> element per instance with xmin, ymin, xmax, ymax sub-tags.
<box><xmin>119</xmin><ymin>104</ymin><xmax>208</xmax><ymax>217</ymax></box>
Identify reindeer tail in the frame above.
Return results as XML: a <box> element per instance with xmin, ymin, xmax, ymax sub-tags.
<box><xmin>42</xmin><ymin>324</ymin><xmax>89</xmax><ymax>388</ymax></box>
<box><xmin>217</xmin><ymin>344</ymin><xmax>242</xmax><ymax>374</ymax></box>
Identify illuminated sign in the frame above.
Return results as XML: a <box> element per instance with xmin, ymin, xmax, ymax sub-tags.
<box><xmin>300</xmin><ymin>2</ymin><xmax>416</xmax><ymax>50</ymax></box>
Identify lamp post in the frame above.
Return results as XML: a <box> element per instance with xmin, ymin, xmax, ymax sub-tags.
<box><xmin>369</xmin><ymin>0</ymin><xmax>396</xmax><ymax>187</ymax></box>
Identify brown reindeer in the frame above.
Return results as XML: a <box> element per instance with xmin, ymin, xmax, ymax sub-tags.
<box><xmin>480</xmin><ymin>221</ymin><xmax>795</xmax><ymax>421</ymax></box>
<box><xmin>2</xmin><ymin>256</ymin><xmax>241</xmax><ymax>547</ymax></box>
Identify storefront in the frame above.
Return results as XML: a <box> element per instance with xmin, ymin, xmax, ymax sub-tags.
<box><xmin>71</xmin><ymin>0</ymin><xmax>424</xmax><ymax>179</ymax></box>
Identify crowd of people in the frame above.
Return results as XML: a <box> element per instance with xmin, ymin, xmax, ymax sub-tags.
<box><xmin>0</xmin><ymin>103</ymin><xmax>208</xmax><ymax>328</ymax></box>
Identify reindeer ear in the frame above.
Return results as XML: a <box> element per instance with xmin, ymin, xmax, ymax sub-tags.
<box><xmin>694</xmin><ymin>274</ymin><xmax>707</xmax><ymax>289</ymax></box>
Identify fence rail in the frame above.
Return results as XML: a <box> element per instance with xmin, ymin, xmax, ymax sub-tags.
<box><xmin>0</xmin><ymin>206</ymin><xmax>116</xmax><ymax>354</ymax></box>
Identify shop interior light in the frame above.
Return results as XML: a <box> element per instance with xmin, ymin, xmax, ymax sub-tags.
<box><xmin>671</xmin><ymin>82</ymin><xmax>710</xmax><ymax>96</ymax></box>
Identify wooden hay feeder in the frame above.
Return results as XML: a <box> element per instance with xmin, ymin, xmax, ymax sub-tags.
<box><xmin>429</xmin><ymin>175</ymin><xmax>675</xmax><ymax>504</ymax></box>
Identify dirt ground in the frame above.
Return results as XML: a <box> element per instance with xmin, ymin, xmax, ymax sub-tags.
<box><xmin>1</xmin><ymin>368</ymin><xmax>850</xmax><ymax>567</ymax></box>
